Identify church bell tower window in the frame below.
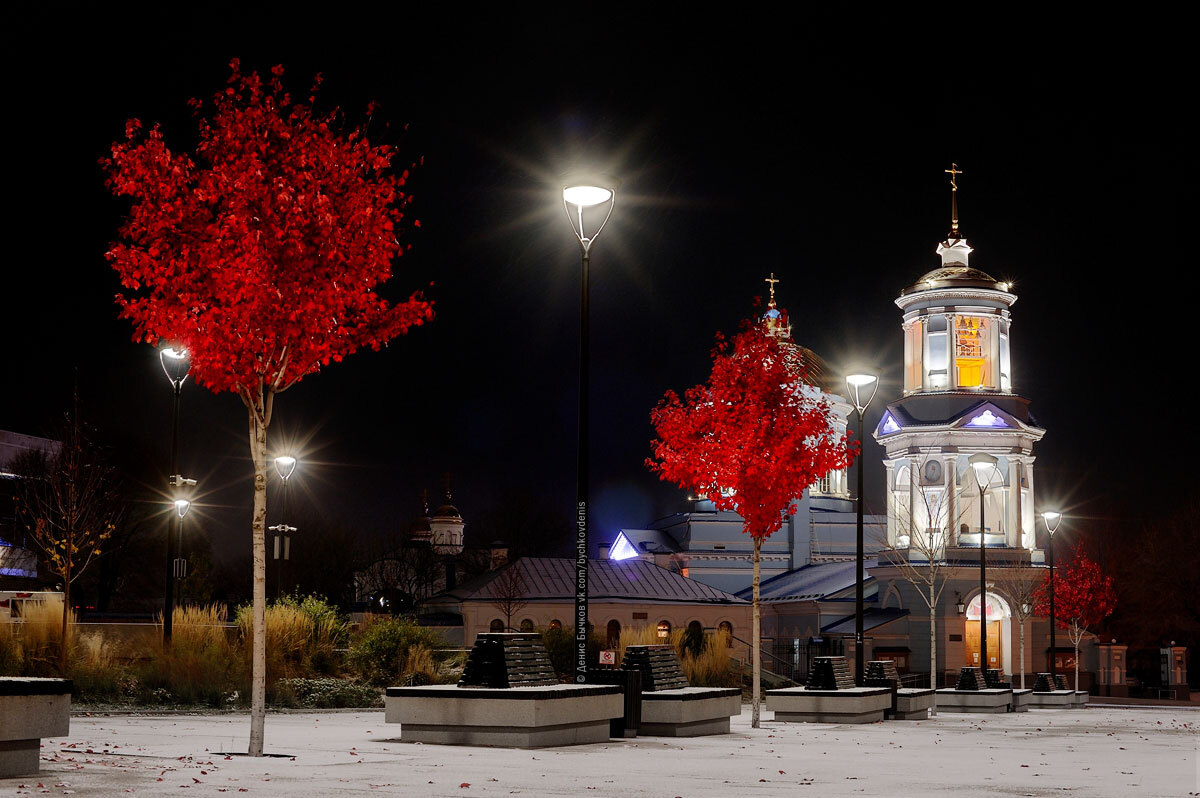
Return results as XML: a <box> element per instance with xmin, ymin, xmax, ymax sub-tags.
<box><xmin>925</xmin><ymin>314</ymin><xmax>949</xmax><ymax>389</ymax></box>
<box><xmin>954</xmin><ymin>316</ymin><xmax>993</xmax><ymax>388</ymax></box>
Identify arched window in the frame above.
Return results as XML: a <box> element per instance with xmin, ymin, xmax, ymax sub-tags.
<box><xmin>519</xmin><ymin>618</ymin><xmax>534</xmax><ymax>632</ymax></box>
<box><xmin>606</xmin><ymin>619</ymin><xmax>621</xmax><ymax>647</ymax></box>
<box><xmin>548</xmin><ymin>619</ymin><xmax>562</xmax><ymax>631</ymax></box>
<box><xmin>489</xmin><ymin>618</ymin><xmax>504</xmax><ymax>632</ymax></box>
<box><xmin>657</xmin><ymin>620</ymin><xmax>672</xmax><ymax>639</ymax></box>
<box><xmin>718</xmin><ymin>620</ymin><xmax>733</xmax><ymax>637</ymax></box>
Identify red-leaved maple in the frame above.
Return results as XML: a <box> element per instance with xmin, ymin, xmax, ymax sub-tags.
<box><xmin>1033</xmin><ymin>541</ymin><xmax>1116</xmax><ymax>691</ymax></box>
<box><xmin>647</xmin><ymin>309</ymin><xmax>856</xmax><ymax>726</ymax></box>
<box><xmin>103</xmin><ymin>60</ymin><xmax>431</xmax><ymax>755</ymax></box>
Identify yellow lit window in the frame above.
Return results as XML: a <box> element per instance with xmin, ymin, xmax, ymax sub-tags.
<box><xmin>955</xmin><ymin>317</ymin><xmax>986</xmax><ymax>387</ymax></box>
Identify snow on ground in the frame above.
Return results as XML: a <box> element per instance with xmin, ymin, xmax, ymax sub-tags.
<box><xmin>5</xmin><ymin>705</ymin><xmax>1196</xmax><ymax>797</ymax></box>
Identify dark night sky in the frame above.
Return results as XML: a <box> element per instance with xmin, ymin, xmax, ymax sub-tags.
<box><xmin>3</xmin><ymin>10</ymin><xmax>1191</xmax><ymax>566</ymax></box>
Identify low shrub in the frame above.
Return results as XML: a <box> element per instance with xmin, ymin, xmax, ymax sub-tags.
<box><xmin>346</xmin><ymin>615</ymin><xmax>447</xmax><ymax>686</ymax></box>
<box><xmin>542</xmin><ymin>627</ymin><xmax>606</xmax><ymax>680</ymax></box>
<box><xmin>272</xmin><ymin>678</ymin><xmax>382</xmax><ymax>708</ymax></box>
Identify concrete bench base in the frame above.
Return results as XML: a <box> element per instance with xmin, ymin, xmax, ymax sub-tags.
<box><xmin>766</xmin><ymin>687</ymin><xmax>892</xmax><ymax>724</ymax></box>
<box><xmin>892</xmin><ymin>688</ymin><xmax>936</xmax><ymax>720</ymax></box>
<box><xmin>935</xmin><ymin>688</ymin><xmax>1013</xmax><ymax>713</ymax></box>
<box><xmin>1073</xmin><ymin>690</ymin><xmax>1089</xmax><ymax>707</ymax></box>
<box><xmin>640</xmin><ymin>688</ymin><xmax>741</xmax><ymax>736</ymax></box>
<box><xmin>1027</xmin><ymin>690</ymin><xmax>1074</xmax><ymax>708</ymax></box>
<box><xmin>0</xmin><ymin>678</ymin><xmax>72</xmax><ymax>777</ymax></box>
<box><xmin>1010</xmin><ymin>689</ymin><xmax>1032</xmax><ymax>712</ymax></box>
<box><xmin>385</xmin><ymin>684</ymin><xmax>622</xmax><ymax>748</ymax></box>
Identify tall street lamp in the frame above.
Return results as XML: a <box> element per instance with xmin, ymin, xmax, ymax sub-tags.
<box><xmin>562</xmin><ymin>174</ymin><xmax>617</xmax><ymax>684</ymax></box>
<box><xmin>173</xmin><ymin>498</ymin><xmax>192</xmax><ymax>606</ymax></box>
<box><xmin>1042</xmin><ymin>510</ymin><xmax>1062</xmax><ymax>680</ymax></box>
<box><xmin>160</xmin><ymin>347</ymin><xmax>190</xmax><ymax>643</ymax></box>
<box><xmin>845</xmin><ymin>372</ymin><xmax>878</xmax><ymax>685</ymax></box>
<box><xmin>969</xmin><ymin>452</ymin><xmax>1000</xmax><ymax>680</ymax></box>
<box><xmin>269</xmin><ymin>455</ymin><xmax>298</xmax><ymax>600</ymax></box>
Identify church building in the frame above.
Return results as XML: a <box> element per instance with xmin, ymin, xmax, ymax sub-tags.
<box><xmin>607</xmin><ymin>167</ymin><xmax>1094</xmax><ymax>688</ymax></box>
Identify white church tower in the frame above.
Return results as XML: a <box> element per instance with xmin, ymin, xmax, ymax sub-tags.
<box><xmin>873</xmin><ymin>165</ymin><xmax>1046</xmax><ymax>556</ymax></box>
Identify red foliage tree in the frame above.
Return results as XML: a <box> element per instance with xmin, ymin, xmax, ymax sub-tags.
<box><xmin>103</xmin><ymin>60</ymin><xmax>431</xmax><ymax>755</ymax></box>
<box><xmin>647</xmin><ymin>309</ymin><xmax>856</xmax><ymax>726</ymax></box>
<box><xmin>1034</xmin><ymin>542</ymin><xmax>1116</xmax><ymax>690</ymax></box>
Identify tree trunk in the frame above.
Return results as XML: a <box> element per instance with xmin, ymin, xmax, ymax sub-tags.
<box><xmin>929</xmin><ymin>579</ymin><xmax>937</xmax><ymax>703</ymax></box>
<box><xmin>1018</xmin><ymin>617</ymin><xmax>1026</xmax><ymax>689</ymax></box>
<box><xmin>751</xmin><ymin>536</ymin><xmax>762</xmax><ymax>729</ymax></box>
<box><xmin>248</xmin><ymin>409</ymin><xmax>269</xmax><ymax>756</ymax></box>
<box><xmin>60</xmin><ymin>578</ymin><xmax>71</xmax><ymax>676</ymax></box>
<box><xmin>1073</xmin><ymin>635</ymin><xmax>1080</xmax><ymax>693</ymax></box>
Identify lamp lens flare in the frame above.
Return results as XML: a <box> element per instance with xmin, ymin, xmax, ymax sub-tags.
<box><xmin>846</xmin><ymin>374</ymin><xmax>877</xmax><ymax>387</ymax></box>
<box><xmin>563</xmin><ymin>185</ymin><xmax>612</xmax><ymax>207</ymax></box>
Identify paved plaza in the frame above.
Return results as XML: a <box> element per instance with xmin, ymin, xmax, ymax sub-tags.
<box><xmin>3</xmin><ymin>705</ymin><xmax>1196</xmax><ymax>797</ymax></box>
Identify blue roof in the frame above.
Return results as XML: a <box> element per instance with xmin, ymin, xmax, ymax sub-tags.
<box><xmin>737</xmin><ymin>559</ymin><xmax>876</xmax><ymax>603</ymax></box>
<box><xmin>821</xmin><ymin>607</ymin><xmax>910</xmax><ymax>635</ymax></box>
<box><xmin>446</xmin><ymin>558</ymin><xmax>748</xmax><ymax>605</ymax></box>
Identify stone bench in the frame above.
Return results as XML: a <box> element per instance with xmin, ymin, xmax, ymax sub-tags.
<box><xmin>767</xmin><ymin>687</ymin><xmax>893</xmax><ymax>723</ymax></box>
<box><xmin>1026</xmin><ymin>689</ymin><xmax>1075</xmax><ymax>708</ymax></box>
<box><xmin>639</xmin><ymin>687</ymin><xmax>742</xmax><ymax>736</ymax></box>
<box><xmin>0</xmin><ymin>677</ymin><xmax>71</xmax><ymax>777</ymax></box>
<box><xmin>935</xmin><ymin>687</ymin><xmax>1013</xmax><ymax>713</ymax></box>
<box><xmin>892</xmin><ymin>688</ymin><xmax>936</xmax><ymax>719</ymax></box>
<box><xmin>385</xmin><ymin>684</ymin><xmax>622</xmax><ymax>747</ymax></box>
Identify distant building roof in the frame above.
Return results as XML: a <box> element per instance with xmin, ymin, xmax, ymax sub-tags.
<box><xmin>820</xmin><ymin>607</ymin><xmax>910</xmax><ymax>635</ymax></box>
<box><xmin>441</xmin><ymin>557</ymin><xmax>748</xmax><ymax>606</ymax></box>
<box><xmin>739</xmin><ymin>559</ymin><xmax>877</xmax><ymax>603</ymax></box>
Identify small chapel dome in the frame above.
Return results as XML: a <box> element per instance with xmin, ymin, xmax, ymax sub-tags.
<box><xmin>433</xmin><ymin>501</ymin><xmax>461</xmax><ymax>519</ymax></box>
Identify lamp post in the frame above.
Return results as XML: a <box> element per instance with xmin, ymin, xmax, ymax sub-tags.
<box><xmin>269</xmin><ymin>455</ymin><xmax>298</xmax><ymax>600</ymax></box>
<box><xmin>969</xmin><ymin>452</ymin><xmax>1000</xmax><ymax>680</ymax></box>
<box><xmin>1042</xmin><ymin>510</ymin><xmax>1062</xmax><ymax>680</ymax></box>
<box><xmin>562</xmin><ymin>174</ymin><xmax>618</xmax><ymax>684</ymax></box>
<box><xmin>160</xmin><ymin>347</ymin><xmax>190</xmax><ymax>644</ymax></box>
<box><xmin>173</xmin><ymin>498</ymin><xmax>191</xmax><ymax>606</ymax></box>
<box><xmin>845</xmin><ymin>372</ymin><xmax>878</xmax><ymax>685</ymax></box>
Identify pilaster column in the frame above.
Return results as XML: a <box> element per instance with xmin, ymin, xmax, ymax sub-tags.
<box><xmin>946</xmin><ymin>455</ymin><xmax>958</xmax><ymax>547</ymax></box>
<box><xmin>1007</xmin><ymin>458</ymin><xmax>1021</xmax><ymax>548</ymax></box>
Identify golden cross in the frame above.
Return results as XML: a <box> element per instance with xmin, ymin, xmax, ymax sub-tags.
<box><xmin>945</xmin><ymin>163</ymin><xmax>963</xmax><ymax>191</ymax></box>
<box><xmin>765</xmin><ymin>273</ymin><xmax>780</xmax><ymax>304</ymax></box>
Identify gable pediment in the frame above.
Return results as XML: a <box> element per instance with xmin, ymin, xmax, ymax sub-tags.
<box><xmin>951</xmin><ymin>401</ymin><xmax>1023</xmax><ymax>431</ymax></box>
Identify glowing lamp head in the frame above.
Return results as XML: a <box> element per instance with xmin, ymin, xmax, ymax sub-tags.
<box><xmin>968</xmin><ymin>452</ymin><xmax>1000</xmax><ymax>491</ymax></box>
<box><xmin>844</xmin><ymin>372</ymin><xmax>879</xmax><ymax>414</ymax></box>
<box><xmin>1042</xmin><ymin>510</ymin><xmax>1062</xmax><ymax>535</ymax></box>
<box><xmin>563</xmin><ymin>185</ymin><xmax>613</xmax><ymax>207</ymax></box>
<box><xmin>174</xmin><ymin>499</ymin><xmax>191</xmax><ymax>519</ymax></box>
<box><xmin>160</xmin><ymin>347</ymin><xmax>191</xmax><ymax>386</ymax></box>
<box><xmin>274</xmin><ymin>456</ymin><xmax>297</xmax><ymax>481</ymax></box>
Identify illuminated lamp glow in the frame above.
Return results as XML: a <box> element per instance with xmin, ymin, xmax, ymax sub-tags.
<box><xmin>609</xmin><ymin>532</ymin><xmax>639</xmax><ymax>561</ymax></box>
<box><xmin>846</xmin><ymin>374</ymin><xmax>877</xmax><ymax>388</ymax></box>
<box><xmin>881</xmin><ymin>413</ymin><xmax>901</xmax><ymax>434</ymax></box>
<box><xmin>274</xmin><ymin>455</ymin><xmax>297</xmax><ymax>480</ymax></box>
<box><xmin>563</xmin><ymin>185</ymin><xmax>612</xmax><ymax>207</ymax></box>
<box><xmin>174</xmin><ymin>499</ymin><xmax>191</xmax><ymax>519</ymax></box>
<box><xmin>966</xmin><ymin>409</ymin><xmax>1008</xmax><ymax>428</ymax></box>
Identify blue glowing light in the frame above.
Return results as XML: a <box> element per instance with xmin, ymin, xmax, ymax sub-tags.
<box><xmin>966</xmin><ymin>409</ymin><xmax>1008</xmax><ymax>428</ymax></box>
<box><xmin>609</xmin><ymin>533</ymin><xmax>639</xmax><ymax>561</ymax></box>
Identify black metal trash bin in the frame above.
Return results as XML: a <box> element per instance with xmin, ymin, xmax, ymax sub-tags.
<box><xmin>588</xmin><ymin>668</ymin><xmax>642</xmax><ymax>738</ymax></box>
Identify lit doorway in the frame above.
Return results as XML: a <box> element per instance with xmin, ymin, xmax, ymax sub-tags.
<box><xmin>963</xmin><ymin>593</ymin><xmax>1011</xmax><ymax>673</ymax></box>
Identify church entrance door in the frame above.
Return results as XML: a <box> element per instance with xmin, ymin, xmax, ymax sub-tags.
<box><xmin>965</xmin><ymin>620</ymin><xmax>1000</xmax><ymax>669</ymax></box>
